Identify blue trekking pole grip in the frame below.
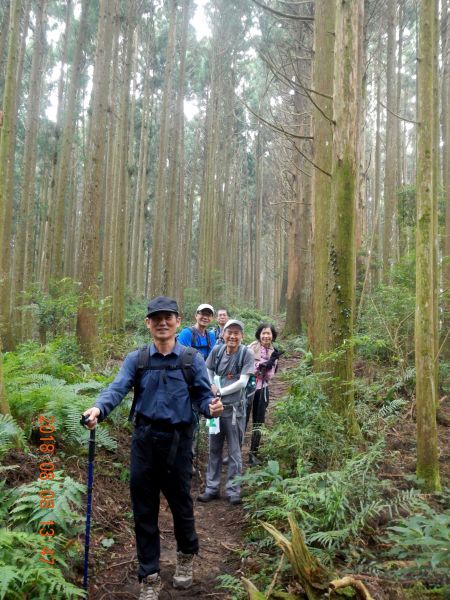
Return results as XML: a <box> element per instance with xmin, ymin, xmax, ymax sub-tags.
<box><xmin>80</xmin><ymin>415</ymin><xmax>96</xmax><ymax>590</ymax></box>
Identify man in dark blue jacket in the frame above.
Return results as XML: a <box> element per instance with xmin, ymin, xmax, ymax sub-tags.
<box><xmin>83</xmin><ymin>296</ymin><xmax>223</xmax><ymax>600</ymax></box>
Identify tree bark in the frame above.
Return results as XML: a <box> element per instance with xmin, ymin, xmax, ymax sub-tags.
<box><xmin>0</xmin><ymin>0</ymin><xmax>23</xmax><ymax>351</ymax></box>
<box><xmin>51</xmin><ymin>0</ymin><xmax>89</xmax><ymax>280</ymax></box>
<box><xmin>444</xmin><ymin>1</ymin><xmax>450</xmax><ymax>359</ymax></box>
<box><xmin>12</xmin><ymin>0</ymin><xmax>47</xmax><ymax>340</ymax></box>
<box><xmin>150</xmin><ymin>0</ymin><xmax>177</xmax><ymax>297</ymax></box>
<box><xmin>76</xmin><ymin>0</ymin><xmax>115</xmax><ymax>360</ymax></box>
<box><xmin>382</xmin><ymin>0</ymin><xmax>398</xmax><ymax>283</ymax></box>
<box><xmin>415</xmin><ymin>0</ymin><xmax>441</xmax><ymax>492</ymax></box>
<box><xmin>311</xmin><ymin>0</ymin><xmax>334</xmax><ymax>360</ymax></box>
<box><xmin>327</xmin><ymin>0</ymin><xmax>363</xmax><ymax>437</ymax></box>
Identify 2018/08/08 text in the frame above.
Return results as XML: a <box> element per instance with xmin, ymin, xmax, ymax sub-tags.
<box><xmin>38</xmin><ymin>415</ymin><xmax>57</xmax><ymax>565</ymax></box>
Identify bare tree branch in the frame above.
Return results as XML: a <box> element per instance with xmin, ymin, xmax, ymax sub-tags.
<box><xmin>241</xmin><ymin>97</ymin><xmax>313</xmax><ymax>140</ymax></box>
<box><xmin>260</xmin><ymin>52</ymin><xmax>334</xmax><ymax>122</ymax></box>
<box><xmin>379</xmin><ymin>100</ymin><xmax>419</xmax><ymax>125</ymax></box>
<box><xmin>251</xmin><ymin>0</ymin><xmax>314</xmax><ymax>20</ymax></box>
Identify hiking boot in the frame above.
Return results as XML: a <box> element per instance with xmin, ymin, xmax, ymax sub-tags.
<box><xmin>139</xmin><ymin>573</ymin><xmax>161</xmax><ymax>600</ymax></box>
<box><xmin>249</xmin><ymin>452</ymin><xmax>260</xmax><ymax>466</ymax></box>
<box><xmin>173</xmin><ymin>551</ymin><xmax>194</xmax><ymax>589</ymax></box>
<box><xmin>197</xmin><ymin>491</ymin><xmax>220</xmax><ymax>502</ymax></box>
<box><xmin>228</xmin><ymin>495</ymin><xmax>242</xmax><ymax>506</ymax></box>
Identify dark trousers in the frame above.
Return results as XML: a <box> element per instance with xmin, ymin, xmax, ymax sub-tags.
<box><xmin>245</xmin><ymin>387</ymin><xmax>269</xmax><ymax>455</ymax></box>
<box><xmin>130</xmin><ymin>422</ymin><xmax>198</xmax><ymax>580</ymax></box>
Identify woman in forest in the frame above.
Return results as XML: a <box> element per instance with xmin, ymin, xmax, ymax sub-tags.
<box><xmin>246</xmin><ymin>323</ymin><xmax>282</xmax><ymax>465</ymax></box>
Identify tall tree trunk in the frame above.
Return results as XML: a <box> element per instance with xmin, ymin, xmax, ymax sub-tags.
<box><xmin>382</xmin><ymin>0</ymin><xmax>398</xmax><ymax>282</ymax></box>
<box><xmin>167</xmin><ymin>0</ymin><xmax>191</xmax><ymax>298</ymax></box>
<box><xmin>150</xmin><ymin>0</ymin><xmax>177</xmax><ymax>297</ymax></box>
<box><xmin>327</xmin><ymin>0</ymin><xmax>363</xmax><ymax>437</ymax></box>
<box><xmin>444</xmin><ymin>1</ymin><xmax>450</xmax><ymax>359</ymax></box>
<box><xmin>415</xmin><ymin>0</ymin><xmax>441</xmax><ymax>492</ymax></box>
<box><xmin>111</xmin><ymin>0</ymin><xmax>136</xmax><ymax>329</ymax></box>
<box><xmin>311</xmin><ymin>0</ymin><xmax>334</xmax><ymax>360</ymax></box>
<box><xmin>0</xmin><ymin>0</ymin><xmax>23</xmax><ymax>352</ymax></box>
<box><xmin>102</xmin><ymin>6</ymin><xmax>120</xmax><ymax>304</ymax></box>
<box><xmin>51</xmin><ymin>0</ymin><xmax>89</xmax><ymax>280</ymax></box>
<box><xmin>12</xmin><ymin>0</ymin><xmax>47</xmax><ymax>341</ymax></box>
<box><xmin>76</xmin><ymin>0</ymin><xmax>115</xmax><ymax>360</ymax></box>
<box><xmin>0</xmin><ymin>1</ymin><xmax>11</xmax><ymax>97</ymax></box>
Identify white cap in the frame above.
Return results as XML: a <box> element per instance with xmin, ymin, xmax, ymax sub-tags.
<box><xmin>223</xmin><ymin>319</ymin><xmax>244</xmax><ymax>331</ymax></box>
<box><xmin>196</xmin><ymin>303</ymin><xmax>215</xmax><ymax>315</ymax></box>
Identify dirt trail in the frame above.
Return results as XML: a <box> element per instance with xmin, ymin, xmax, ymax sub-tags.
<box><xmin>85</xmin><ymin>356</ymin><xmax>297</xmax><ymax>599</ymax></box>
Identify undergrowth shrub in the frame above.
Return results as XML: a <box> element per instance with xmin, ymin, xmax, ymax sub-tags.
<box><xmin>383</xmin><ymin>504</ymin><xmax>450</xmax><ymax>579</ymax></box>
<box><xmin>239</xmin><ymin>362</ymin><xmax>429</xmax><ymax>593</ymax></box>
<box><xmin>0</xmin><ymin>469</ymin><xmax>87</xmax><ymax>598</ymax></box>
<box><xmin>4</xmin><ymin>339</ymin><xmax>83</xmax><ymax>383</ymax></box>
<box><xmin>241</xmin><ymin>441</ymin><xmax>423</xmax><ymax>565</ymax></box>
<box><xmin>9</xmin><ymin>472</ymin><xmax>85</xmax><ymax>535</ymax></box>
<box><xmin>6</xmin><ymin>370</ymin><xmax>116</xmax><ymax>450</ymax></box>
<box><xmin>0</xmin><ymin>415</ymin><xmax>27</xmax><ymax>457</ymax></box>
<box><xmin>260</xmin><ymin>364</ymin><xmax>347</xmax><ymax>473</ymax></box>
<box><xmin>357</xmin><ymin>282</ymin><xmax>415</xmax><ymax>366</ymax></box>
<box><xmin>0</xmin><ymin>529</ymin><xmax>86</xmax><ymax>599</ymax></box>
<box><xmin>19</xmin><ymin>279</ymin><xmax>79</xmax><ymax>342</ymax></box>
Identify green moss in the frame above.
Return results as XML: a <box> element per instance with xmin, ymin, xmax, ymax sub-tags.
<box><xmin>403</xmin><ymin>583</ymin><xmax>450</xmax><ymax>600</ymax></box>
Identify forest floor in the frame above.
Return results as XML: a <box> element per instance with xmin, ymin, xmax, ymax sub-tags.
<box><xmin>74</xmin><ymin>355</ymin><xmax>450</xmax><ymax>600</ymax></box>
<box><xmin>5</xmin><ymin>355</ymin><xmax>449</xmax><ymax>599</ymax></box>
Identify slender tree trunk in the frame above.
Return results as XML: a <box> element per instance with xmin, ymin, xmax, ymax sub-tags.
<box><xmin>76</xmin><ymin>0</ymin><xmax>115</xmax><ymax>360</ymax></box>
<box><xmin>373</xmin><ymin>72</ymin><xmax>382</xmax><ymax>286</ymax></box>
<box><xmin>311</xmin><ymin>0</ymin><xmax>334</xmax><ymax>360</ymax></box>
<box><xmin>444</xmin><ymin>2</ymin><xmax>450</xmax><ymax>359</ymax></box>
<box><xmin>0</xmin><ymin>0</ymin><xmax>23</xmax><ymax>351</ymax></box>
<box><xmin>382</xmin><ymin>0</ymin><xmax>398</xmax><ymax>282</ymax></box>
<box><xmin>150</xmin><ymin>0</ymin><xmax>177</xmax><ymax>297</ymax></box>
<box><xmin>415</xmin><ymin>0</ymin><xmax>441</xmax><ymax>492</ymax></box>
<box><xmin>327</xmin><ymin>0</ymin><xmax>363</xmax><ymax>437</ymax></box>
<box><xmin>13</xmin><ymin>0</ymin><xmax>47</xmax><ymax>340</ymax></box>
<box><xmin>102</xmin><ymin>6</ymin><xmax>120</xmax><ymax>304</ymax></box>
<box><xmin>167</xmin><ymin>0</ymin><xmax>191</xmax><ymax>298</ymax></box>
<box><xmin>51</xmin><ymin>0</ymin><xmax>89</xmax><ymax>280</ymax></box>
<box><xmin>111</xmin><ymin>0</ymin><xmax>136</xmax><ymax>329</ymax></box>
<box><xmin>0</xmin><ymin>1</ymin><xmax>11</xmax><ymax>97</ymax></box>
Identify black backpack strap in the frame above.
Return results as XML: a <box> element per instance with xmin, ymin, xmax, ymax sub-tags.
<box><xmin>238</xmin><ymin>345</ymin><xmax>248</xmax><ymax>372</ymax></box>
<box><xmin>179</xmin><ymin>346</ymin><xmax>197</xmax><ymax>387</ymax></box>
<box><xmin>129</xmin><ymin>346</ymin><xmax>150</xmax><ymax>422</ymax></box>
<box><xmin>190</xmin><ymin>326</ymin><xmax>211</xmax><ymax>352</ymax></box>
<box><xmin>214</xmin><ymin>343</ymin><xmax>227</xmax><ymax>374</ymax></box>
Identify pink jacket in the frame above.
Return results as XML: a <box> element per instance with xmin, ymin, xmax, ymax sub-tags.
<box><xmin>248</xmin><ymin>341</ymin><xmax>277</xmax><ymax>389</ymax></box>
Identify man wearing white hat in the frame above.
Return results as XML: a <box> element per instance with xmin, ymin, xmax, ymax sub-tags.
<box><xmin>178</xmin><ymin>304</ymin><xmax>216</xmax><ymax>360</ymax></box>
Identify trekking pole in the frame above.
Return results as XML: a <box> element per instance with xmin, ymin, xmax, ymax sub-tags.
<box><xmin>80</xmin><ymin>415</ymin><xmax>96</xmax><ymax>590</ymax></box>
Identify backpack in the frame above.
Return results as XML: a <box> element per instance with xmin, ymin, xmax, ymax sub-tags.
<box><xmin>128</xmin><ymin>345</ymin><xmax>198</xmax><ymax>422</ymax></box>
<box><xmin>214</xmin><ymin>345</ymin><xmax>256</xmax><ymax>403</ymax></box>
<box><xmin>189</xmin><ymin>326</ymin><xmax>212</xmax><ymax>352</ymax></box>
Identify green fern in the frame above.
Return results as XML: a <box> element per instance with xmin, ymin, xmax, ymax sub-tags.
<box><xmin>0</xmin><ymin>415</ymin><xmax>26</xmax><ymax>457</ymax></box>
<box><xmin>8</xmin><ymin>373</ymin><xmax>116</xmax><ymax>450</ymax></box>
<box><xmin>0</xmin><ymin>529</ymin><xmax>86</xmax><ymax>599</ymax></box>
<box><xmin>8</xmin><ymin>472</ymin><xmax>85</xmax><ymax>535</ymax></box>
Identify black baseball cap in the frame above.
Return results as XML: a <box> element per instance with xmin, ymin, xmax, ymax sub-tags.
<box><xmin>146</xmin><ymin>296</ymin><xmax>179</xmax><ymax>317</ymax></box>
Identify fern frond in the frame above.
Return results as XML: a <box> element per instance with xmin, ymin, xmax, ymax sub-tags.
<box><xmin>0</xmin><ymin>414</ymin><xmax>27</xmax><ymax>456</ymax></box>
<box><xmin>8</xmin><ymin>472</ymin><xmax>85</xmax><ymax>535</ymax></box>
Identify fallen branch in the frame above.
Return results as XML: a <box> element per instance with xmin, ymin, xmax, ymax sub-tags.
<box><xmin>329</xmin><ymin>576</ymin><xmax>374</xmax><ymax>600</ymax></box>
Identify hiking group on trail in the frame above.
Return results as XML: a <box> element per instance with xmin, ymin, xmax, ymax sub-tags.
<box><xmin>82</xmin><ymin>296</ymin><xmax>280</xmax><ymax>600</ymax></box>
